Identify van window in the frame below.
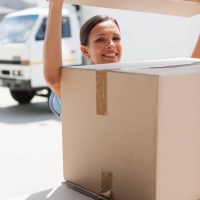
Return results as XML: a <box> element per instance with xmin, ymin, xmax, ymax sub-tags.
<box><xmin>0</xmin><ymin>15</ymin><xmax>38</xmax><ymax>43</ymax></box>
<box><xmin>62</xmin><ymin>17</ymin><xmax>71</xmax><ymax>38</ymax></box>
<box><xmin>36</xmin><ymin>17</ymin><xmax>71</xmax><ymax>41</ymax></box>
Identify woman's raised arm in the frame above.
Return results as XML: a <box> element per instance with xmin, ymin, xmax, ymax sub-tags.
<box><xmin>43</xmin><ymin>0</ymin><xmax>64</xmax><ymax>97</ymax></box>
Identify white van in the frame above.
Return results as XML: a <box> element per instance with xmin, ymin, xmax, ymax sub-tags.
<box><xmin>0</xmin><ymin>6</ymin><xmax>82</xmax><ymax>104</ymax></box>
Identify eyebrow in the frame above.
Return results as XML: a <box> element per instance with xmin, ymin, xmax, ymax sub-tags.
<box><xmin>95</xmin><ymin>34</ymin><xmax>105</xmax><ymax>37</ymax></box>
<box><xmin>95</xmin><ymin>33</ymin><xmax>120</xmax><ymax>37</ymax></box>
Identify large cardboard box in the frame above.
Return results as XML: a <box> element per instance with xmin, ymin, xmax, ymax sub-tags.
<box><xmin>61</xmin><ymin>58</ymin><xmax>200</xmax><ymax>200</ymax></box>
<box><xmin>64</xmin><ymin>0</ymin><xmax>200</xmax><ymax>16</ymax></box>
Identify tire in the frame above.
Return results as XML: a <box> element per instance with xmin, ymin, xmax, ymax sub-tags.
<box><xmin>10</xmin><ymin>90</ymin><xmax>35</xmax><ymax>104</ymax></box>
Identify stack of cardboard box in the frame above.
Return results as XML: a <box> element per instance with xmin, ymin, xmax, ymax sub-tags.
<box><xmin>61</xmin><ymin>1</ymin><xmax>200</xmax><ymax>199</ymax></box>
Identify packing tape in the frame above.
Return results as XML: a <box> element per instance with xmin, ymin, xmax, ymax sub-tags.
<box><xmin>96</xmin><ymin>71</ymin><xmax>107</xmax><ymax>115</ymax></box>
<box><xmin>100</xmin><ymin>169</ymin><xmax>113</xmax><ymax>199</ymax></box>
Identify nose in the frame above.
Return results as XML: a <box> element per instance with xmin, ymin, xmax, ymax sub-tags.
<box><xmin>107</xmin><ymin>39</ymin><xmax>115</xmax><ymax>49</ymax></box>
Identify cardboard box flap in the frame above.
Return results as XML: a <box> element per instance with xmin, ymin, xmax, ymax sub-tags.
<box><xmin>64</xmin><ymin>0</ymin><xmax>200</xmax><ymax>16</ymax></box>
<box><xmin>65</xmin><ymin>57</ymin><xmax>200</xmax><ymax>71</ymax></box>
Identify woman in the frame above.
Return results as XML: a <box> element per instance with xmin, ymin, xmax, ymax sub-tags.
<box><xmin>44</xmin><ymin>0</ymin><xmax>122</xmax><ymax>117</ymax></box>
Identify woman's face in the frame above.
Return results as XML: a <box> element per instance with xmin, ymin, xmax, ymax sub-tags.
<box><xmin>81</xmin><ymin>20</ymin><xmax>122</xmax><ymax>64</ymax></box>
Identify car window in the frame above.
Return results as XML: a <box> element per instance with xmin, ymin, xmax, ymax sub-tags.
<box><xmin>35</xmin><ymin>17</ymin><xmax>71</xmax><ymax>41</ymax></box>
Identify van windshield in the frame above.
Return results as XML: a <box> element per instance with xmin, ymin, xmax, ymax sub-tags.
<box><xmin>0</xmin><ymin>15</ymin><xmax>38</xmax><ymax>44</ymax></box>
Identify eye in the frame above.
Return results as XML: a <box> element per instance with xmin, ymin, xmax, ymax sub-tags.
<box><xmin>113</xmin><ymin>36</ymin><xmax>121</xmax><ymax>42</ymax></box>
<box><xmin>95</xmin><ymin>37</ymin><xmax>106</xmax><ymax>43</ymax></box>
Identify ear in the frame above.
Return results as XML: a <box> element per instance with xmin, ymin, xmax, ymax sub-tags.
<box><xmin>80</xmin><ymin>45</ymin><xmax>90</xmax><ymax>59</ymax></box>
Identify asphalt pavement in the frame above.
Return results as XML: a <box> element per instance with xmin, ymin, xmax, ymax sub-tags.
<box><xmin>0</xmin><ymin>87</ymin><xmax>63</xmax><ymax>200</ymax></box>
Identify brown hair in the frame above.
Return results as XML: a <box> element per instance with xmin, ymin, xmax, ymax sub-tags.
<box><xmin>80</xmin><ymin>15</ymin><xmax>120</xmax><ymax>46</ymax></box>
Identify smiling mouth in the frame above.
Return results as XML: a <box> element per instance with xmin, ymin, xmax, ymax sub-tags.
<box><xmin>103</xmin><ymin>52</ymin><xmax>118</xmax><ymax>58</ymax></box>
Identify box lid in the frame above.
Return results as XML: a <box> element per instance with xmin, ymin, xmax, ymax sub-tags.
<box><xmin>66</xmin><ymin>57</ymin><xmax>200</xmax><ymax>76</ymax></box>
<box><xmin>64</xmin><ymin>0</ymin><xmax>200</xmax><ymax>16</ymax></box>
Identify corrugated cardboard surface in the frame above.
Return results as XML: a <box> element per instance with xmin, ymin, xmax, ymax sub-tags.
<box><xmin>64</xmin><ymin>0</ymin><xmax>200</xmax><ymax>16</ymax></box>
<box><xmin>61</xmin><ymin>63</ymin><xmax>200</xmax><ymax>200</ymax></box>
<box><xmin>156</xmin><ymin>74</ymin><xmax>200</xmax><ymax>200</ymax></box>
<box><xmin>61</xmin><ymin>69</ymin><xmax>158</xmax><ymax>200</ymax></box>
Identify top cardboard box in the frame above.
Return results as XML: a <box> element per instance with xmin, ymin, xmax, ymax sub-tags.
<box><xmin>64</xmin><ymin>0</ymin><xmax>200</xmax><ymax>16</ymax></box>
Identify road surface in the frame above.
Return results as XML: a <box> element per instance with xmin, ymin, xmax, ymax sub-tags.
<box><xmin>0</xmin><ymin>87</ymin><xmax>63</xmax><ymax>200</ymax></box>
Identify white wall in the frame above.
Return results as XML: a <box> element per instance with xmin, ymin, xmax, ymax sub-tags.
<box><xmin>79</xmin><ymin>5</ymin><xmax>200</xmax><ymax>62</ymax></box>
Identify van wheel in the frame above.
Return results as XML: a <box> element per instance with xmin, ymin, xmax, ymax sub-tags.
<box><xmin>10</xmin><ymin>90</ymin><xmax>35</xmax><ymax>104</ymax></box>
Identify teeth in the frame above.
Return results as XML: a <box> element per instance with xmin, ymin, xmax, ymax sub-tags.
<box><xmin>104</xmin><ymin>53</ymin><xmax>117</xmax><ymax>57</ymax></box>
